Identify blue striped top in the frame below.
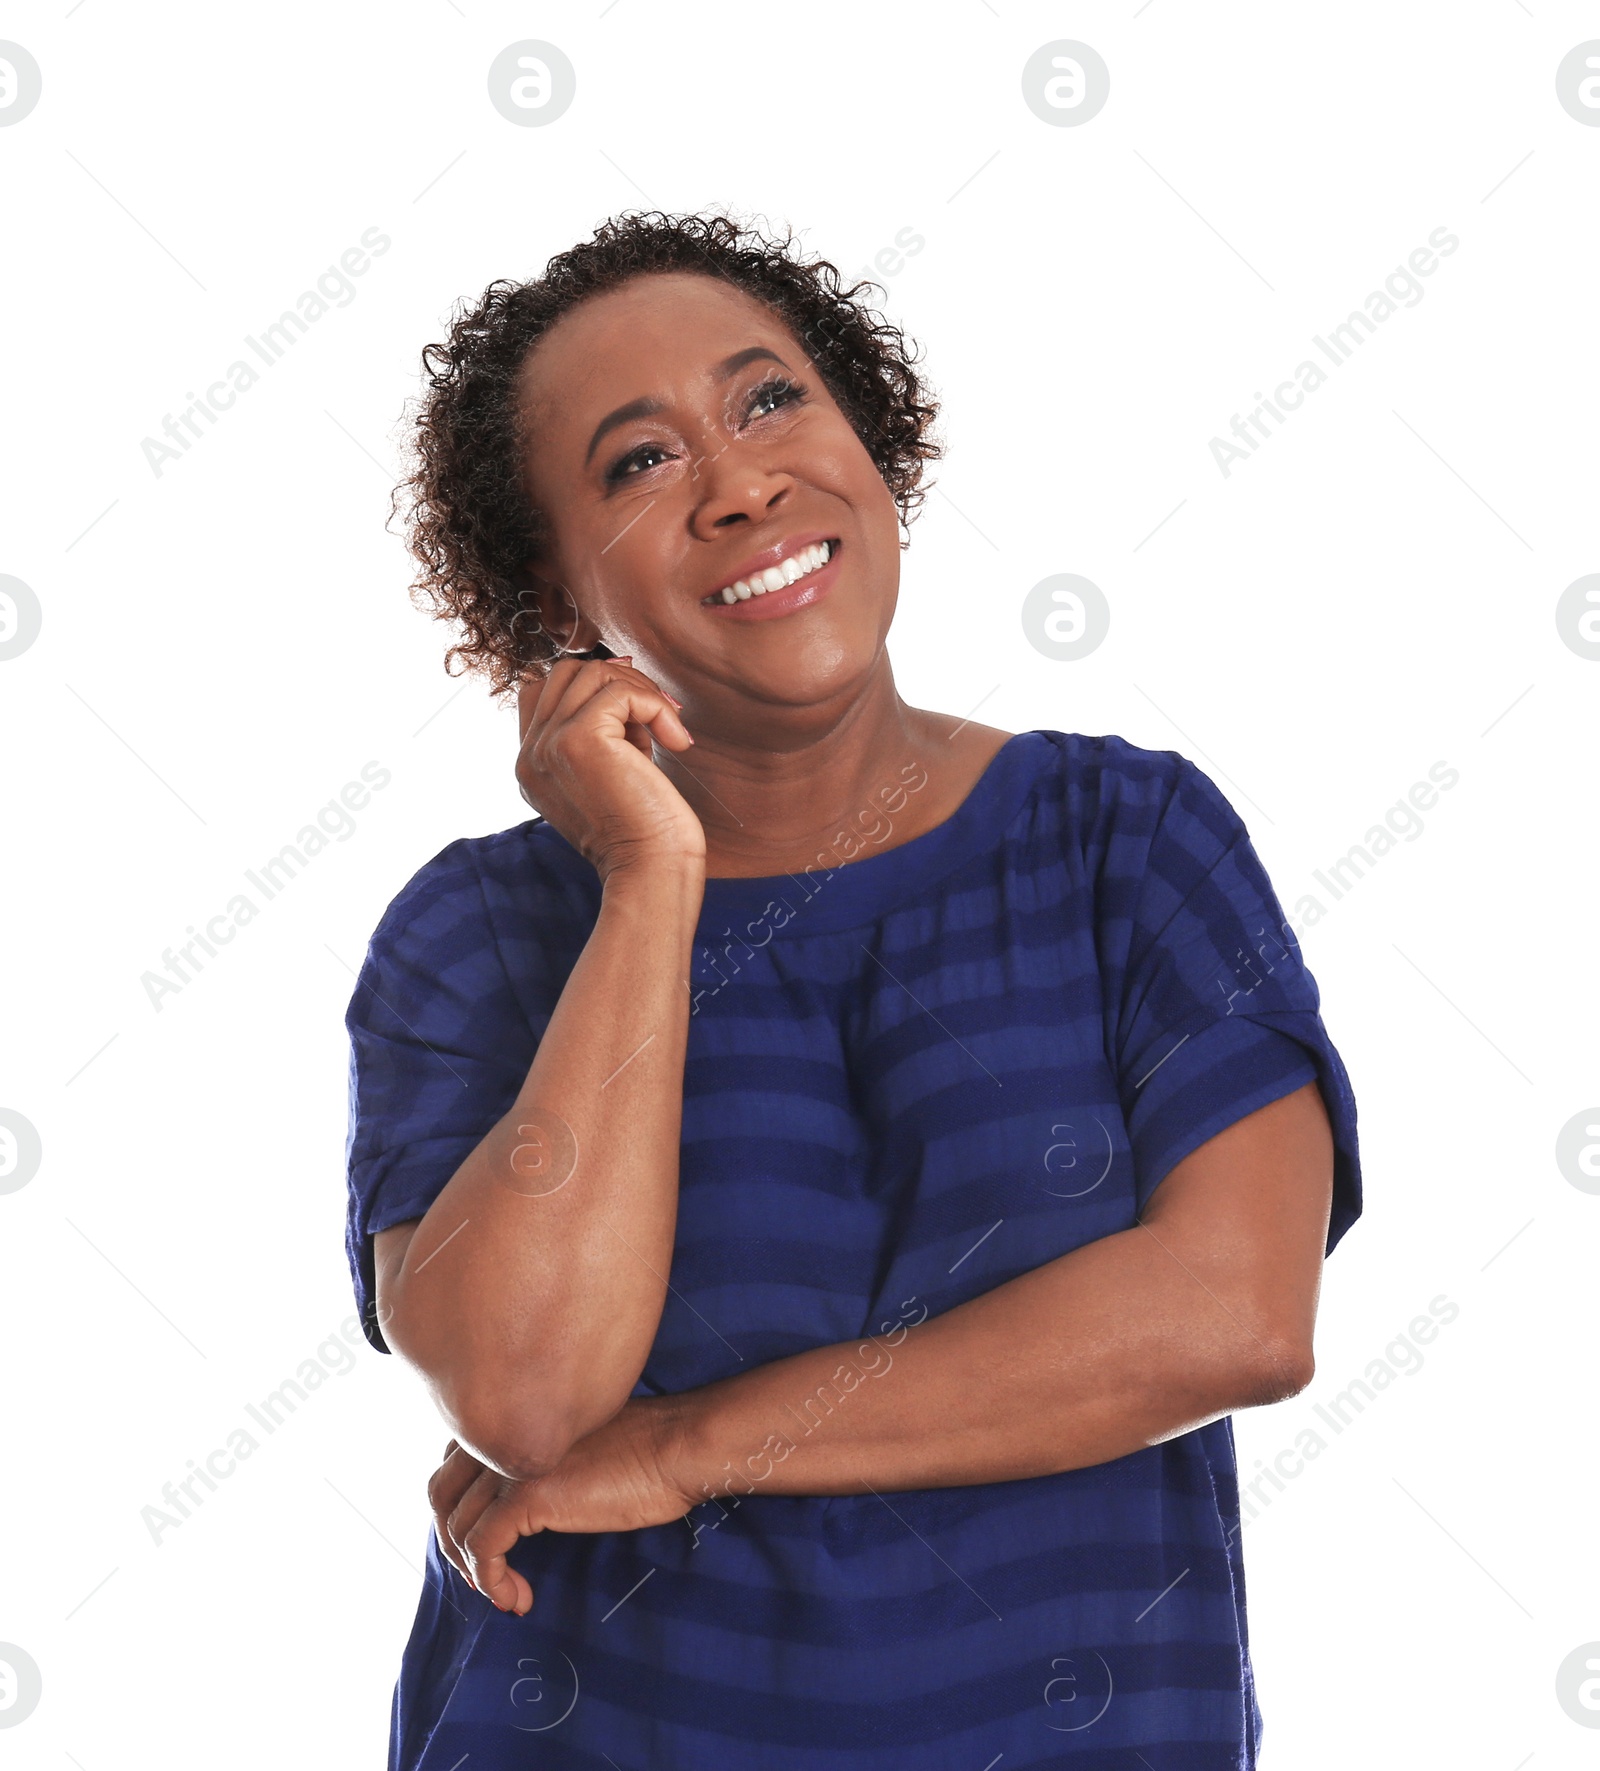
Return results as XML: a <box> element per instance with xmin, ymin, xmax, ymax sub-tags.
<box><xmin>343</xmin><ymin>728</ymin><xmax>1362</xmax><ymax>1769</ymax></box>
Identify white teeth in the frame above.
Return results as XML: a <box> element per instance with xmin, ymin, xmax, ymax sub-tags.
<box><xmin>709</xmin><ymin>540</ymin><xmax>833</xmax><ymax>606</ymax></box>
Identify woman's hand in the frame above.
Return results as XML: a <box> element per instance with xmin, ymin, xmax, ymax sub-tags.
<box><xmin>515</xmin><ymin>656</ymin><xmax>705</xmax><ymax>884</ymax></box>
<box><xmin>428</xmin><ymin>1398</ymin><xmax>699</xmax><ymax>1615</ymax></box>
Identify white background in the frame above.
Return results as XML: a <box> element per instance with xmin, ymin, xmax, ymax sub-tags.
<box><xmin>2</xmin><ymin>2</ymin><xmax>1596</xmax><ymax>1764</ymax></box>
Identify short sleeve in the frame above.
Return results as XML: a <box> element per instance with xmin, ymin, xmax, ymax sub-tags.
<box><xmin>1104</xmin><ymin>755</ymin><xmax>1362</xmax><ymax>1255</ymax></box>
<box><xmin>343</xmin><ymin>840</ymin><xmax>536</xmax><ymax>1353</ymax></box>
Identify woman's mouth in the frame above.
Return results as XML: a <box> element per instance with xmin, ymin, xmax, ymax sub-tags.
<box><xmin>700</xmin><ymin>539</ymin><xmax>839</xmax><ymax>611</ymax></box>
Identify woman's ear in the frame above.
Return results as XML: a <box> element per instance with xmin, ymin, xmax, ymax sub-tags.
<box><xmin>517</xmin><ymin>565</ymin><xmax>605</xmax><ymax>658</ymax></box>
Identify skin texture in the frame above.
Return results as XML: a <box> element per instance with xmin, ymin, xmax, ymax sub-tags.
<box><xmin>370</xmin><ymin>269</ymin><xmax>1337</xmax><ymax>1617</ymax></box>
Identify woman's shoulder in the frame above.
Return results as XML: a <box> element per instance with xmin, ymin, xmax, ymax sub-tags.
<box><xmin>360</xmin><ymin>815</ymin><xmax>596</xmax><ymax>961</ymax></box>
<box><xmin>1027</xmin><ymin>729</ymin><xmax>1244</xmax><ymax>842</ymax></box>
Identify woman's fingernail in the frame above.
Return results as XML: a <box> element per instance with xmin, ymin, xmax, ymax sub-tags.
<box><xmin>666</xmin><ymin>694</ymin><xmax>683</xmax><ymax>709</ymax></box>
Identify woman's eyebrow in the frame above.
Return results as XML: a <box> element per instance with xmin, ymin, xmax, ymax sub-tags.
<box><xmin>583</xmin><ymin>346</ymin><xmax>791</xmax><ymax>466</ymax></box>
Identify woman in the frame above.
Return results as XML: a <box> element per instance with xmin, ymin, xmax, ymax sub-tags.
<box><xmin>343</xmin><ymin>210</ymin><xmax>1362</xmax><ymax>1769</ymax></box>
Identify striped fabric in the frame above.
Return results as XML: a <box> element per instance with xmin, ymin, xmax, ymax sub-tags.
<box><xmin>343</xmin><ymin>728</ymin><xmax>1362</xmax><ymax>1769</ymax></box>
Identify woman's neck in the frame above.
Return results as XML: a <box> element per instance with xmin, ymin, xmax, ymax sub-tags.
<box><xmin>664</xmin><ymin>693</ymin><xmax>1016</xmax><ymax>881</ymax></box>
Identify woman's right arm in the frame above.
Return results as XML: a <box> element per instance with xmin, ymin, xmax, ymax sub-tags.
<box><xmin>372</xmin><ymin>657</ymin><xmax>705</xmax><ymax>1483</ymax></box>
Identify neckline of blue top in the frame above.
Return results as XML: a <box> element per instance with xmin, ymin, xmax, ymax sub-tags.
<box><xmin>532</xmin><ymin>727</ymin><xmax>1056</xmax><ymax>939</ymax></box>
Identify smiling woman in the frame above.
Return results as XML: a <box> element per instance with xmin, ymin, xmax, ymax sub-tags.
<box><xmin>396</xmin><ymin>209</ymin><xmax>939</xmax><ymax>697</ymax></box>
<box><xmin>343</xmin><ymin>209</ymin><xmax>1363</xmax><ymax>1769</ymax></box>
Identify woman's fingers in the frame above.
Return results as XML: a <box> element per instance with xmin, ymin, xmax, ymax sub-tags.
<box><xmin>511</xmin><ymin>654</ymin><xmax>704</xmax><ymax>877</ymax></box>
<box><xmin>461</xmin><ymin>1489</ymin><xmax>540</xmax><ymax>1615</ymax></box>
<box><xmin>428</xmin><ymin>1443</ymin><xmax>489</xmax><ymax>1589</ymax></box>
<box><xmin>516</xmin><ymin>672</ymin><xmax>545</xmax><ymax>746</ymax></box>
<box><xmin>426</xmin><ymin>1446</ymin><xmax>541</xmax><ymax>1614</ymax></box>
<box><xmin>516</xmin><ymin>657</ymin><xmax>586</xmax><ymax>748</ymax></box>
<box><xmin>444</xmin><ymin>1464</ymin><xmax>506</xmax><ymax>1573</ymax></box>
<box><xmin>592</xmin><ymin>670</ymin><xmax>684</xmax><ymax>759</ymax></box>
<box><xmin>520</xmin><ymin>658</ymin><xmax>691</xmax><ymax>765</ymax></box>
<box><xmin>552</xmin><ymin>658</ymin><xmax>691</xmax><ymax>754</ymax></box>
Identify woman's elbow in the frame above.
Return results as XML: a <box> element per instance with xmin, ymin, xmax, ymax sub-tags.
<box><xmin>384</xmin><ymin>1300</ymin><xmax>633</xmax><ymax>1477</ymax></box>
<box><xmin>385</xmin><ymin>1320</ymin><xmax>583</xmax><ymax>1479</ymax></box>
<box><xmin>450</xmin><ymin>1395</ymin><xmax>578</xmax><ymax>1483</ymax></box>
<box><xmin>1240</xmin><ymin>1337</ymin><xmax>1315</xmax><ymax>1407</ymax></box>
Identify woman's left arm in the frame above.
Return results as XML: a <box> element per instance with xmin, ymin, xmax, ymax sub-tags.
<box><xmin>670</xmin><ymin>1076</ymin><xmax>1333</xmax><ymax>1495</ymax></box>
<box><xmin>438</xmin><ymin>1081</ymin><xmax>1334</xmax><ymax>1611</ymax></box>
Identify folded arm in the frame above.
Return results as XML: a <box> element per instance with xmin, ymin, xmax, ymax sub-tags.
<box><xmin>436</xmin><ymin>1078</ymin><xmax>1335</xmax><ymax>1609</ymax></box>
<box><xmin>666</xmin><ymin>1076</ymin><xmax>1332</xmax><ymax>1496</ymax></box>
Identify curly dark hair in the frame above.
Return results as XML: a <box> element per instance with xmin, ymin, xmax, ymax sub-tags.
<box><xmin>391</xmin><ymin>208</ymin><xmax>944</xmax><ymax>700</ymax></box>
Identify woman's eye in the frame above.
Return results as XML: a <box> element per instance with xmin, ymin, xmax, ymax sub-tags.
<box><xmin>604</xmin><ymin>378</ymin><xmax>807</xmax><ymax>485</ymax></box>
<box><xmin>606</xmin><ymin>443</ymin><xmax>671</xmax><ymax>484</ymax></box>
<box><xmin>747</xmin><ymin>376</ymin><xmax>806</xmax><ymax>421</ymax></box>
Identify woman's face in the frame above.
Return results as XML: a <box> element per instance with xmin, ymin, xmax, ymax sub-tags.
<box><xmin>515</xmin><ymin>271</ymin><xmax>904</xmax><ymax>713</ymax></box>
